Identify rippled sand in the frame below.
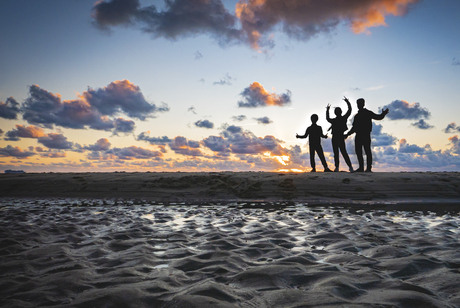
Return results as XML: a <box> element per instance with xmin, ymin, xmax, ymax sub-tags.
<box><xmin>1</xmin><ymin>199</ymin><xmax>460</xmax><ymax>307</ymax></box>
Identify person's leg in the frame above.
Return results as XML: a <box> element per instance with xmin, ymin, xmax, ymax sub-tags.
<box><xmin>355</xmin><ymin>135</ymin><xmax>364</xmax><ymax>171</ymax></box>
<box><xmin>317</xmin><ymin>146</ymin><xmax>331</xmax><ymax>171</ymax></box>
<box><xmin>363</xmin><ymin>134</ymin><xmax>372</xmax><ymax>172</ymax></box>
<box><xmin>332</xmin><ymin>137</ymin><xmax>340</xmax><ymax>171</ymax></box>
<box><xmin>339</xmin><ymin>139</ymin><xmax>353</xmax><ymax>171</ymax></box>
<box><xmin>309</xmin><ymin>145</ymin><xmax>316</xmax><ymax>171</ymax></box>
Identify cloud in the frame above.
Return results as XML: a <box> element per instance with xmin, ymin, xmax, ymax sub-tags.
<box><xmin>37</xmin><ymin>133</ymin><xmax>74</xmax><ymax>150</ymax></box>
<box><xmin>202</xmin><ymin>135</ymin><xmax>230</xmax><ymax>155</ymax></box>
<box><xmin>398</xmin><ymin>138</ymin><xmax>430</xmax><ymax>153</ymax></box>
<box><xmin>91</xmin><ymin>0</ymin><xmax>140</xmax><ymax>29</ymax></box>
<box><xmin>112</xmin><ymin>118</ymin><xmax>136</xmax><ymax>135</ymax></box>
<box><xmin>38</xmin><ymin>150</ymin><xmax>67</xmax><ymax>158</ymax></box>
<box><xmin>380</xmin><ymin>99</ymin><xmax>430</xmax><ymax>120</ymax></box>
<box><xmin>213</xmin><ymin>73</ymin><xmax>234</xmax><ymax>85</ymax></box>
<box><xmin>17</xmin><ymin>80</ymin><xmax>167</xmax><ymax>134</ymax></box>
<box><xmin>371</xmin><ymin>123</ymin><xmax>398</xmax><ymax>147</ymax></box>
<box><xmin>254</xmin><ymin>116</ymin><xmax>273</xmax><ymax>124</ymax></box>
<box><xmin>0</xmin><ymin>97</ymin><xmax>21</xmax><ymax>119</ymax></box>
<box><xmin>137</xmin><ymin>132</ymin><xmax>172</xmax><ymax>145</ymax></box>
<box><xmin>194</xmin><ymin>51</ymin><xmax>203</xmax><ymax>60</ymax></box>
<box><xmin>232</xmin><ymin>115</ymin><xmax>247</xmax><ymax>122</ymax></box>
<box><xmin>0</xmin><ymin>145</ymin><xmax>35</xmax><ymax>158</ymax></box>
<box><xmin>194</xmin><ymin>119</ymin><xmax>214</xmax><ymax>129</ymax></box>
<box><xmin>4</xmin><ymin>125</ymin><xmax>46</xmax><ymax>141</ymax></box>
<box><xmin>349</xmin><ymin>87</ymin><xmax>361</xmax><ymax>91</ymax></box>
<box><xmin>444</xmin><ymin>122</ymin><xmax>460</xmax><ymax>134</ymax></box>
<box><xmin>92</xmin><ymin>0</ymin><xmax>242</xmax><ymax>46</ymax></box>
<box><xmin>83</xmin><ymin>80</ymin><xmax>169</xmax><ymax>120</ymax></box>
<box><xmin>238</xmin><ymin>82</ymin><xmax>291</xmax><ymax>108</ymax></box>
<box><xmin>411</xmin><ymin>119</ymin><xmax>433</xmax><ymax>130</ymax></box>
<box><xmin>369</xmin><ymin>136</ymin><xmax>460</xmax><ymax>171</ymax></box>
<box><xmin>108</xmin><ymin>146</ymin><xmax>163</xmax><ymax>160</ymax></box>
<box><xmin>203</xmin><ymin>124</ymin><xmax>287</xmax><ymax>156</ymax></box>
<box><xmin>188</xmin><ymin>106</ymin><xmax>197</xmax><ymax>114</ymax></box>
<box><xmin>84</xmin><ymin>138</ymin><xmax>112</xmax><ymax>151</ymax></box>
<box><xmin>169</xmin><ymin>136</ymin><xmax>203</xmax><ymax>156</ymax></box>
<box><xmin>449</xmin><ymin>135</ymin><xmax>460</xmax><ymax>154</ymax></box>
<box><xmin>91</xmin><ymin>0</ymin><xmax>419</xmax><ymax>50</ymax></box>
<box><xmin>453</xmin><ymin>58</ymin><xmax>460</xmax><ymax>66</ymax></box>
<box><xmin>236</xmin><ymin>0</ymin><xmax>419</xmax><ymax>49</ymax></box>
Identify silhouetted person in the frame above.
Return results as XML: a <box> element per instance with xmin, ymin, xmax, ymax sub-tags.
<box><xmin>296</xmin><ymin>114</ymin><xmax>332</xmax><ymax>172</ymax></box>
<box><xmin>326</xmin><ymin>96</ymin><xmax>354</xmax><ymax>172</ymax></box>
<box><xmin>344</xmin><ymin>98</ymin><xmax>389</xmax><ymax>172</ymax></box>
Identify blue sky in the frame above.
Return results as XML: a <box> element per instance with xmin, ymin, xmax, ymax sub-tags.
<box><xmin>1</xmin><ymin>0</ymin><xmax>460</xmax><ymax>172</ymax></box>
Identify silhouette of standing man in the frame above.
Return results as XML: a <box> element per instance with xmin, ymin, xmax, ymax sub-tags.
<box><xmin>326</xmin><ymin>97</ymin><xmax>354</xmax><ymax>172</ymax></box>
<box><xmin>296</xmin><ymin>114</ymin><xmax>332</xmax><ymax>172</ymax></box>
<box><xmin>345</xmin><ymin>98</ymin><xmax>389</xmax><ymax>172</ymax></box>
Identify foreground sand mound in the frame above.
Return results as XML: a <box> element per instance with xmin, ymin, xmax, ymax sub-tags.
<box><xmin>1</xmin><ymin>172</ymin><xmax>460</xmax><ymax>204</ymax></box>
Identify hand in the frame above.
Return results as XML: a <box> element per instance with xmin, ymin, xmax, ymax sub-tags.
<box><xmin>295</xmin><ymin>133</ymin><xmax>299</xmax><ymax>138</ymax></box>
<box><xmin>343</xmin><ymin>96</ymin><xmax>350</xmax><ymax>103</ymax></box>
<box><xmin>383</xmin><ymin>108</ymin><xmax>389</xmax><ymax>115</ymax></box>
<box><xmin>325</xmin><ymin>134</ymin><xmax>328</xmax><ymax>139</ymax></box>
<box><xmin>326</xmin><ymin>104</ymin><xmax>331</xmax><ymax>109</ymax></box>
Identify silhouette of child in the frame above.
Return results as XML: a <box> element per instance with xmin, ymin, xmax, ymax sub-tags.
<box><xmin>296</xmin><ymin>114</ymin><xmax>332</xmax><ymax>172</ymax></box>
<box><xmin>326</xmin><ymin>97</ymin><xmax>354</xmax><ymax>172</ymax></box>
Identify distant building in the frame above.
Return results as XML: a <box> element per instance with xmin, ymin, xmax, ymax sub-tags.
<box><xmin>4</xmin><ymin>169</ymin><xmax>25</xmax><ymax>173</ymax></box>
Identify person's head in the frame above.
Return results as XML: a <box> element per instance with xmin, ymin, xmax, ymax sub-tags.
<box><xmin>357</xmin><ymin>98</ymin><xmax>365</xmax><ymax>110</ymax></box>
<box><xmin>334</xmin><ymin>107</ymin><xmax>342</xmax><ymax>117</ymax></box>
<box><xmin>311</xmin><ymin>114</ymin><xmax>318</xmax><ymax>123</ymax></box>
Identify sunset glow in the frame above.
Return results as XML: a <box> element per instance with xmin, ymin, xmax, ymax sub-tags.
<box><xmin>1</xmin><ymin>0</ymin><xmax>459</xmax><ymax>172</ymax></box>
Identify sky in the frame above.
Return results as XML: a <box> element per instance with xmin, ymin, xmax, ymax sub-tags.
<box><xmin>0</xmin><ymin>0</ymin><xmax>460</xmax><ymax>173</ymax></box>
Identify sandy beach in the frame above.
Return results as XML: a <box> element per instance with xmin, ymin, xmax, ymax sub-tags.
<box><xmin>1</xmin><ymin>171</ymin><xmax>460</xmax><ymax>208</ymax></box>
<box><xmin>1</xmin><ymin>172</ymin><xmax>460</xmax><ymax>307</ymax></box>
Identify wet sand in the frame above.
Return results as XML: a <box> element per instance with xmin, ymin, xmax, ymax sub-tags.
<box><xmin>1</xmin><ymin>172</ymin><xmax>460</xmax><ymax>307</ymax></box>
<box><xmin>1</xmin><ymin>200</ymin><xmax>460</xmax><ymax>307</ymax></box>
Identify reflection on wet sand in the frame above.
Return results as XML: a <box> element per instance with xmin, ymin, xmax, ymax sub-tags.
<box><xmin>1</xmin><ymin>199</ymin><xmax>460</xmax><ymax>307</ymax></box>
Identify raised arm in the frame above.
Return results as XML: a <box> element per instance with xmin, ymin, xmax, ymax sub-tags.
<box><xmin>326</xmin><ymin>104</ymin><xmax>332</xmax><ymax>123</ymax></box>
<box><xmin>343</xmin><ymin>96</ymin><xmax>352</xmax><ymax>118</ymax></box>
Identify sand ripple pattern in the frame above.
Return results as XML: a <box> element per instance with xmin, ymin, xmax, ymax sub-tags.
<box><xmin>1</xmin><ymin>199</ymin><xmax>460</xmax><ymax>307</ymax></box>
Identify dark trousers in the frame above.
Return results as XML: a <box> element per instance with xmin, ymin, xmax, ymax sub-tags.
<box><xmin>309</xmin><ymin>144</ymin><xmax>328</xmax><ymax>169</ymax></box>
<box><xmin>355</xmin><ymin>133</ymin><xmax>372</xmax><ymax>170</ymax></box>
<box><xmin>332</xmin><ymin>136</ymin><xmax>352</xmax><ymax>169</ymax></box>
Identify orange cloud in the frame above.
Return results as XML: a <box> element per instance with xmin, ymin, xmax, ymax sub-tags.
<box><xmin>238</xmin><ymin>82</ymin><xmax>291</xmax><ymax>108</ymax></box>
<box><xmin>350</xmin><ymin>0</ymin><xmax>419</xmax><ymax>34</ymax></box>
<box><xmin>235</xmin><ymin>0</ymin><xmax>420</xmax><ymax>50</ymax></box>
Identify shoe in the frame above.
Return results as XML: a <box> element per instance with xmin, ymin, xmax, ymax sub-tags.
<box><xmin>365</xmin><ymin>168</ymin><xmax>372</xmax><ymax>173</ymax></box>
<box><xmin>348</xmin><ymin>167</ymin><xmax>354</xmax><ymax>173</ymax></box>
<box><xmin>355</xmin><ymin>168</ymin><xmax>364</xmax><ymax>172</ymax></box>
<box><xmin>310</xmin><ymin>168</ymin><xmax>316</xmax><ymax>172</ymax></box>
<box><xmin>334</xmin><ymin>168</ymin><xmax>339</xmax><ymax>172</ymax></box>
<box><xmin>324</xmin><ymin>168</ymin><xmax>333</xmax><ymax>172</ymax></box>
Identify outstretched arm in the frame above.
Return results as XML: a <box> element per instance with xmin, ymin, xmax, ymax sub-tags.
<box><xmin>344</xmin><ymin>127</ymin><xmax>355</xmax><ymax>139</ymax></box>
<box><xmin>326</xmin><ymin>104</ymin><xmax>332</xmax><ymax>123</ymax></box>
<box><xmin>371</xmin><ymin>108</ymin><xmax>389</xmax><ymax>120</ymax></box>
<box><xmin>320</xmin><ymin>127</ymin><xmax>328</xmax><ymax>139</ymax></box>
<box><xmin>296</xmin><ymin>129</ymin><xmax>309</xmax><ymax>139</ymax></box>
<box><xmin>343</xmin><ymin>96</ymin><xmax>352</xmax><ymax>118</ymax></box>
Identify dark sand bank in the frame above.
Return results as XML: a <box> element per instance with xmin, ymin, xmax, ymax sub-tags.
<box><xmin>1</xmin><ymin>172</ymin><xmax>460</xmax><ymax>209</ymax></box>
